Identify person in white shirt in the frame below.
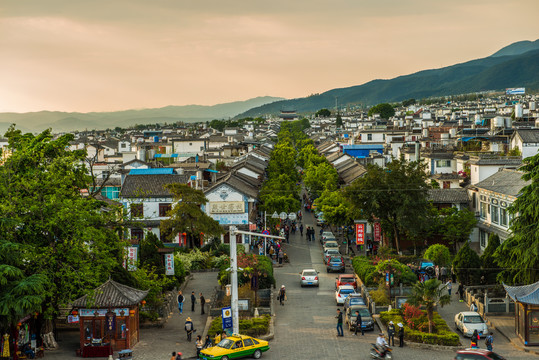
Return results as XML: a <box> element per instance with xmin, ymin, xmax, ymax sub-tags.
<box><xmin>376</xmin><ymin>333</ymin><xmax>388</xmax><ymax>347</ymax></box>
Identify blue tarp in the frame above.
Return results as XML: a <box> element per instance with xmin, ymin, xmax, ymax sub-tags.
<box><xmin>129</xmin><ymin>168</ymin><xmax>174</xmax><ymax>175</ymax></box>
<box><xmin>341</xmin><ymin>144</ymin><xmax>384</xmax><ymax>159</ymax></box>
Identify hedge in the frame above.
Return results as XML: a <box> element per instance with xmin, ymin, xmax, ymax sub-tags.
<box><xmin>380</xmin><ymin>309</ymin><xmax>460</xmax><ymax>346</ymax></box>
<box><xmin>352</xmin><ymin>256</ymin><xmax>377</xmax><ymax>286</ymax></box>
<box><xmin>208</xmin><ymin>315</ymin><xmax>271</xmax><ymax>337</ymax></box>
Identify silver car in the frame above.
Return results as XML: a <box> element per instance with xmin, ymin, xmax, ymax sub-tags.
<box><xmin>300</xmin><ymin>269</ymin><xmax>319</xmax><ymax>287</ymax></box>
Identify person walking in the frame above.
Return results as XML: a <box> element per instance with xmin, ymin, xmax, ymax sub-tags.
<box><xmin>195</xmin><ymin>335</ymin><xmax>203</xmax><ymax>358</ymax></box>
<box><xmin>203</xmin><ymin>335</ymin><xmax>212</xmax><ymax>349</ymax></box>
<box><xmin>177</xmin><ymin>290</ymin><xmax>184</xmax><ymax>315</ymax></box>
<box><xmin>485</xmin><ymin>332</ymin><xmax>494</xmax><ymax>351</ymax></box>
<box><xmin>278</xmin><ymin>248</ymin><xmax>284</xmax><ymax>265</ymax></box>
<box><xmin>471</xmin><ymin>329</ymin><xmax>480</xmax><ymax>349</ymax></box>
<box><xmin>457</xmin><ymin>283</ymin><xmax>464</xmax><ymax>302</ymax></box>
<box><xmin>398</xmin><ymin>323</ymin><xmax>404</xmax><ymax>347</ymax></box>
<box><xmin>200</xmin><ymin>293</ymin><xmax>206</xmax><ymax>315</ymax></box>
<box><xmin>185</xmin><ymin>317</ymin><xmax>194</xmax><ymax>341</ymax></box>
<box><xmin>191</xmin><ymin>291</ymin><xmax>196</xmax><ymax>312</ymax></box>
<box><xmin>336</xmin><ymin>309</ymin><xmax>344</xmax><ymax>337</ymax></box>
<box><xmin>299</xmin><ymin>224</ymin><xmax>303</xmax><ymax>237</ymax></box>
<box><xmin>278</xmin><ymin>285</ymin><xmax>286</xmax><ymax>306</ymax></box>
<box><xmin>446</xmin><ymin>281</ymin><xmax>452</xmax><ymax>296</ymax></box>
<box><xmin>354</xmin><ymin>310</ymin><xmax>364</xmax><ymax>336</ymax></box>
<box><xmin>387</xmin><ymin>321</ymin><xmax>395</xmax><ymax>346</ymax></box>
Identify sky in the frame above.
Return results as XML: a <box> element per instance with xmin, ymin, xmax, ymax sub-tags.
<box><xmin>0</xmin><ymin>0</ymin><xmax>538</xmax><ymax>113</ymax></box>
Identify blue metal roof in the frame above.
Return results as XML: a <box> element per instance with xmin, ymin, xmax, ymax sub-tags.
<box><xmin>154</xmin><ymin>153</ymin><xmax>196</xmax><ymax>158</ymax></box>
<box><xmin>205</xmin><ymin>169</ymin><xmax>219</xmax><ymax>173</ymax></box>
<box><xmin>129</xmin><ymin>168</ymin><xmax>175</xmax><ymax>175</ymax></box>
<box><xmin>341</xmin><ymin>144</ymin><xmax>384</xmax><ymax>158</ymax></box>
<box><xmin>341</xmin><ymin>144</ymin><xmax>384</xmax><ymax>150</ymax></box>
<box><xmin>504</xmin><ymin>281</ymin><xmax>539</xmax><ymax>305</ymax></box>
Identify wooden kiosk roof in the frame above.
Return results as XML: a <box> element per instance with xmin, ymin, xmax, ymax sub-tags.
<box><xmin>72</xmin><ymin>279</ymin><xmax>149</xmax><ymax>308</ymax></box>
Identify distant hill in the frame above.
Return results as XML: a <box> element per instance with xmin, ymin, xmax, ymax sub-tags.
<box><xmin>0</xmin><ymin>96</ymin><xmax>284</xmax><ymax>133</ymax></box>
<box><xmin>237</xmin><ymin>40</ymin><xmax>539</xmax><ymax>118</ymax></box>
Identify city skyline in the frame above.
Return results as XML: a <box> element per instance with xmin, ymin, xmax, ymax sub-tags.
<box><xmin>1</xmin><ymin>0</ymin><xmax>538</xmax><ymax>113</ymax></box>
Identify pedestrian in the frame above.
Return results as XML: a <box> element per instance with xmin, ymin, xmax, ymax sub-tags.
<box><xmin>191</xmin><ymin>291</ymin><xmax>196</xmax><ymax>312</ymax></box>
<box><xmin>387</xmin><ymin>321</ymin><xmax>395</xmax><ymax>346</ymax></box>
<box><xmin>354</xmin><ymin>310</ymin><xmax>364</xmax><ymax>336</ymax></box>
<box><xmin>485</xmin><ymin>332</ymin><xmax>494</xmax><ymax>351</ymax></box>
<box><xmin>470</xmin><ymin>302</ymin><xmax>478</xmax><ymax>312</ymax></box>
<box><xmin>451</xmin><ymin>266</ymin><xmax>457</xmax><ymax>283</ymax></box>
<box><xmin>398</xmin><ymin>323</ymin><xmax>404</xmax><ymax>347</ymax></box>
<box><xmin>299</xmin><ymin>224</ymin><xmax>303</xmax><ymax>237</ymax></box>
<box><xmin>195</xmin><ymin>335</ymin><xmax>203</xmax><ymax>358</ymax></box>
<box><xmin>457</xmin><ymin>283</ymin><xmax>464</xmax><ymax>302</ymax></box>
<box><xmin>278</xmin><ymin>249</ymin><xmax>284</xmax><ymax>265</ymax></box>
<box><xmin>336</xmin><ymin>308</ymin><xmax>344</xmax><ymax>337</ymax></box>
<box><xmin>203</xmin><ymin>335</ymin><xmax>212</xmax><ymax>349</ymax></box>
<box><xmin>185</xmin><ymin>317</ymin><xmax>194</xmax><ymax>341</ymax></box>
<box><xmin>471</xmin><ymin>329</ymin><xmax>479</xmax><ymax>349</ymax></box>
<box><xmin>441</xmin><ymin>266</ymin><xmax>447</xmax><ymax>282</ymax></box>
<box><xmin>200</xmin><ymin>293</ymin><xmax>206</xmax><ymax>315</ymax></box>
<box><xmin>278</xmin><ymin>285</ymin><xmax>286</xmax><ymax>306</ymax></box>
<box><xmin>170</xmin><ymin>351</ymin><xmax>182</xmax><ymax>360</ymax></box>
<box><xmin>446</xmin><ymin>281</ymin><xmax>452</xmax><ymax>296</ymax></box>
<box><xmin>177</xmin><ymin>290</ymin><xmax>184</xmax><ymax>314</ymax></box>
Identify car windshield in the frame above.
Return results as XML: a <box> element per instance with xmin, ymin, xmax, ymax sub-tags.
<box><xmin>327</xmin><ymin>250</ymin><xmax>339</xmax><ymax>254</ymax></box>
<box><xmin>463</xmin><ymin>315</ymin><xmax>484</xmax><ymax>323</ymax></box>
<box><xmin>330</xmin><ymin>257</ymin><xmax>342</xmax><ymax>263</ymax></box>
<box><xmin>353</xmin><ymin>308</ymin><xmax>370</xmax><ymax>317</ymax></box>
<box><xmin>349</xmin><ymin>297</ymin><xmax>365</xmax><ymax>305</ymax></box>
<box><xmin>340</xmin><ymin>289</ymin><xmax>355</xmax><ymax>295</ymax></box>
<box><xmin>217</xmin><ymin>339</ymin><xmax>233</xmax><ymax>349</ymax></box>
<box><xmin>303</xmin><ymin>271</ymin><xmax>317</xmax><ymax>276</ymax></box>
<box><xmin>325</xmin><ymin>243</ymin><xmax>338</xmax><ymax>248</ymax></box>
<box><xmin>340</xmin><ymin>277</ymin><xmax>355</xmax><ymax>283</ymax></box>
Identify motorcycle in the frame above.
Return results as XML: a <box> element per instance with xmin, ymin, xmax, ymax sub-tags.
<box><xmin>370</xmin><ymin>344</ymin><xmax>393</xmax><ymax>359</ymax></box>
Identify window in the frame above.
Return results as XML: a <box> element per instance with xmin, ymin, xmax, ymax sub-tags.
<box><xmin>480</xmin><ymin>230</ymin><xmax>487</xmax><ymax>248</ymax></box>
<box><xmin>242</xmin><ymin>338</ymin><xmax>254</xmax><ymax>347</ymax></box>
<box><xmin>159</xmin><ymin>203</ymin><xmax>172</xmax><ymax>217</ymax></box>
<box><xmin>131</xmin><ymin>228</ymin><xmax>144</xmax><ymax>242</ymax></box>
<box><xmin>383</xmin><ymin>134</ymin><xmax>386</xmax><ymax>140</ymax></box>
<box><xmin>116</xmin><ymin>318</ymin><xmax>127</xmax><ymax>339</ymax></box>
<box><xmin>131</xmin><ymin>204</ymin><xmax>143</xmax><ymax>218</ymax></box>
<box><xmin>500</xmin><ymin>208</ymin><xmax>508</xmax><ymax>227</ymax></box>
<box><xmin>101</xmin><ymin>170</ymin><xmax>110</xmax><ymax>179</ymax></box>
<box><xmin>435</xmin><ymin>160</ymin><xmax>451</xmax><ymax>167</ymax></box>
<box><xmin>367</xmin><ymin>134</ymin><xmax>372</xmax><ymax>141</ymax></box>
<box><xmin>480</xmin><ymin>202</ymin><xmax>488</xmax><ymax>219</ymax></box>
<box><xmin>491</xmin><ymin>205</ymin><xmax>499</xmax><ymax>224</ymax></box>
<box><xmin>101</xmin><ymin>186</ymin><xmax>120</xmax><ymax>200</ymax></box>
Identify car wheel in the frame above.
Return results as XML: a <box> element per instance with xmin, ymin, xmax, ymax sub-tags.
<box><xmin>301</xmin><ymin>284</ymin><xmax>304</xmax><ymax>288</ymax></box>
<box><xmin>252</xmin><ymin>349</ymin><xmax>262</xmax><ymax>359</ymax></box>
<box><xmin>222</xmin><ymin>357</ymin><xmax>230</xmax><ymax>360</ymax></box>
<box><xmin>385</xmin><ymin>353</ymin><xmax>393</xmax><ymax>360</ymax></box>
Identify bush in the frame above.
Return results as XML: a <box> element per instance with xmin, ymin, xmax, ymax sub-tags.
<box><xmin>373</xmin><ymin>259</ymin><xmax>417</xmax><ymax>286</ymax></box>
<box><xmin>352</xmin><ymin>256</ymin><xmax>377</xmax><ymax>286</ymax></box>
<box><xmin>208</xmin><ymin>315</ymin><xmax>271</xmax><ymax>337</ymax></box>
<box><xmin>370</xmin><ymin>285</ymin><xmax>390</xmax><ymax>306</ymax></box>
<box><xmin>424</xmin><ymin>244</ymin><xmax>451</xmax><ymax>266</ymax></box>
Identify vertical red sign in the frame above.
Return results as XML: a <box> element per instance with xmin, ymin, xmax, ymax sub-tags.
<box><xmin>356</xmin><ymin>224</ymin><xmax>365</xmax><ymax>245</ymax></box>
<box><xmin>374</xmin><ymin>222</ymin><xmax>381</xmax><ymax>242</ymax></box>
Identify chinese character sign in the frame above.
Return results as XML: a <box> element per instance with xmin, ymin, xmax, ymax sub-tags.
<box><xmin>356</xmin><ymin>224</ymin><xmax>365</xmax><ymax>245</ymax></box>
<box><xmin>165</xmin><ymin>254</ymin><xmax>175</xmax><ymax>276</ymax></box>
<box><xmin>127</xmin><ymin>246</ymin><xmax>137</xmax><ymax>271</ymax></box>
<box><xmin>374</xmin><ymin>222</ymin><xmax>381</xmax><ymax>242</ymax></box>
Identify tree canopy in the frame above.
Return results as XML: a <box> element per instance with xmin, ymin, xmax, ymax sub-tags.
<box><xmin>453</xmin><ymin>242</ymin><xmax>481</xmax><ymax>285</ymax></box>
<box><xmin>424</xmin><ymin>244</ymin><xmax>451</xmax><ymax>266</ymax></box>
<box><xmin>315</xmin><ymin>108</ymin><xmax>331</xmax><ymax>117</ymax></box>
<box><xmin>368</xmin><ymin>103</ymin><xmax>395</xmax><ymax>119</ymax></box>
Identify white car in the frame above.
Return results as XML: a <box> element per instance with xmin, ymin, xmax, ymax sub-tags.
<box><xmin>323</xmin><ymin>241</ymin><xmax>339</xmax><ymax>252</ymax></box>
<box><xmin>454</xmin><ymin>311</ymin><xmax>488</xmax><ymax>338</ymax></box>
<box><xmin>324</xmin><ymin>248</ymin><xmax>341</xmax><ymax>263</ymax></box>
<box><xmin>336</xmin><ymin>285</ymin><xmax>356</xmax><ymax>305</ymax></box>
<box><xmin>300</xmin><ymin>269</ymin><xmax>319</xmax><ymax>287</ymax></box>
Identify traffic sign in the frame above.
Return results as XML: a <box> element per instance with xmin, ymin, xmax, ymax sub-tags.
<box><xmin>288</xmin><ymin>212</ymin><xmax>297</xmax><ymax>221</ymax></box>
<box><xmin>271</xmin><ymin>211</ymin><xmax>279</xmax><ymax>219</ymax></box>
<box><xmin>279</xmin><ymin>212</ymin><xmax>287</xmax><ymax>220</ymax></box>
<box><xmin>222</xmin><ymin>306</ymin><xmax>233</xmax><ymax>330</ymax></box>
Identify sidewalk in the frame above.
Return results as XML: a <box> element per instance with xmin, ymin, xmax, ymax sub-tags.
<box><xmin>49</xmin><ymin>271</ymin><xmax>219</xmax><ymax>360</ymax></box>
<box><xmin>485</xmin><ymin>315</ymin><xmax>539</xmax><ymax>356</ymax></box>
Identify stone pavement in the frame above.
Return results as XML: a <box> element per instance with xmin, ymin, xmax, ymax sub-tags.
<box><xmin>485</xmin><ymin>315</ymin><xmax>539</xmax><ymax>356</ymax></box>
<box><xmin>48</xmin><ymin>271</ymin><xmax>219</xmax><ymax>360</ymax></box>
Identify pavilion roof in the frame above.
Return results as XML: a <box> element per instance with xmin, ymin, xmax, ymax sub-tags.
<box><xmin>503</xmin><ymin>281</ymin><xmax>539</xmax><ymax>305</ymax></box>
<box><xmin>72</xmin><ymin>279</ymin><xmax>148</xmax><ymax>308</ymax></box>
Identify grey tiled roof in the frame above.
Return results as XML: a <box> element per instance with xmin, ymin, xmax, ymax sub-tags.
<box><xmin>514</xmin><ymin>129</ymin><xmax>539</xmax><ymax>143</ymax></box>
<box><xmin>120</xmin><ymin>174</ymin><xmax>188</xmax><ymax>198</ymax></box>
<box><xmin>72</xmin><ymin>279</ymin><xmax>148</xmax><ymax>307</ymax></box>
<box><xmin>504</xmin><ymin>281</ymin><xmax>539</xmax><ymax>305</ymax></box>
<box><xmin>428</xmin><ymin>188</ymin><xmax>469</xmax><ymax>204</ymax></box>
<box><xmin>469</xmin><ymin>157</ymin><xmax>522</xmax><ymax>166</ymax></box>
<box><xmin>474</xmin><ymin>169</ymin><xmax>530</xmax><ymax>196</ymax></box>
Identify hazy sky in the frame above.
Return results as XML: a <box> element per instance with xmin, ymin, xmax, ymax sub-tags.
<box><xmin>1</xmin><ymin>0</ymin><xmax>538</xmax><ymax>113</ymax></box>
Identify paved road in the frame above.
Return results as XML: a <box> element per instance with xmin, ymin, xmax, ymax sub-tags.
<box><xmin>263</xmin><ymin>207</ymin><xmax>535</xmax><ymax>360</ymax></box>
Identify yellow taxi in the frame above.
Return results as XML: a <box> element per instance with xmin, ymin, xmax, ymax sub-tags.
<box><xmin>199</xmin><ymin>334</ymin><xmax>270</xmax><ymax>360</ymax></box>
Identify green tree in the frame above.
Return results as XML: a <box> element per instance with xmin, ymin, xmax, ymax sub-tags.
<box><xmin>424</xmin><ymin>244</ymin><xmax>451</xmax><ymax>266</ymax></box>
<box><xmin>303</xmin><ymin>161</ymin><xmax>338</xmax><ymax>198</ymax></box>
<box><xmin>481</xmin><ymin>234</ymin><xmax>500</xmax><ymax>284</ymax></box>
<box><xmin>407</xmin><ymin>278</ymin><xmax>451</xmax><ymax>333</ymax></box>
<box><xmin>402</xmin><ymin>98</ymin><xmax>416</xmax><ymax>107</ymax></box>
<box><xmin>335</xmin><ymin>114</ymin><xmax>343</xmax><ymax>128</ymax></box>
<box><xmin>437</xmin><ymin>208</ymin><xmax>477</xmax><ymax>252</ymax></box>
<box><xmin>315</xmin><ymin>108</ymin><xmax>331</xmax><ymax>117</ymax></box>
<box><xmin>345</xmin><ymin>159</ymin><xmax>431</xmax><ymax>253</ymax></box>
<box><xmin>140</xmin><ymin>232</ymin><xmax>165</xmax><ymax>271</ymax></box>
<box><xmin>495</xmin><ymin>153</ymin><xmax>539</xmax><ymax>284</ymax></box>
<box><xmin>0</xmin><ymin>128</ymin><xmax>124</xmax><ymax>332</ymax></box>
<box><xmin>161</xmin><ymin>184</ymin><xmax>223</xmax><ymax>248</ymax></box>
<box><xmin>315</xmin><ymin>190</ymin><xmax>351</xmax><ymax>228</ymax></box>
<box><xmin>368</xmin><ymin>103</ymin><xmax>395</xmax><ymax>119</ymax></box>
<box><xmin>453</xmin><ymin>242</ymin><xmax>481</xmax><ymax>285</ymax></box>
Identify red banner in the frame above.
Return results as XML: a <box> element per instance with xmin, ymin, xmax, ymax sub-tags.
<box><xmin>374</xmin><ymin>222</ymin><xmax>381</xmax><ymax>242</ymax></box>
<box><xmin>356</xmin><ymin>224</ymin><xmax>365</xmax><ymax>245</ymax></box>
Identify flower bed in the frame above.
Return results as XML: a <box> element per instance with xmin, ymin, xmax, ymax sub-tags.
<box><xmin>208</xmin><ymin>315</ymin><xmax>271</xmax><ymax>337</ymax></box>
<box><xmin>380</xmin><ymin>307</ymin><xmax>460</xmax><ymax>346</ymax></box>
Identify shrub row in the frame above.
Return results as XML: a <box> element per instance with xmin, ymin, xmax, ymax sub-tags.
<box><xmin>352</xmin><ymin>256</ymin><xmax>377</xmax><ymax>286</ymax></box>
<box><xmin>380</xmin><ymin>309</ymin><xmax>460</xmax><ymax>346</ymax></box>
<box><xmin>208</xmin><ymin>315</ymin><xmax>271</xmax><ymax>338</ymax></box>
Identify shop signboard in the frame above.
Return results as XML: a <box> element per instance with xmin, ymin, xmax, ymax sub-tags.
<box><xmin>356</xmin><ymin>223</ymin><xmax>365</xmax><ymax>245</ymax></box>
<box><xmin>67</xmin><ymin>315</ymin><xmax>79</xmax><ymax>324</ymax></box>
<box><xmin>79</xmin><ymin>308</ymin><xmax>129</xmax><ymax>317</ymax></box>
<box><xmin>374</xmin><ymin>222</ymin><xmax>381</xmax><ymax>242</ymax></box>
<box><xmin>210</xmin><ymin>201</ymin><xmax>244</xmax><ymax>214</ymax></box>
<box><xmin>127</xmin><ymin>246</ymin><xmax>137</xmax><ymax>271</ymax></box>
<box><xmin>165</xmin><ymin>253</ymin><xmax>174</xmax><ymax>276</ymax></box>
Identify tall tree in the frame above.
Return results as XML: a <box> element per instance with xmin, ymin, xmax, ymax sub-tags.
<box><xmin>315</xmin><ymin>108</ymin><xmax>331</xmax><ymax>117</ymax></box>
<box><xmin>368</xmin><ymin>103</ymin><xmax>395</xmax><ymax>119</ymax></box>
<box><xmin>437</xmin><ymin>207</ymin><xmax>477</xmax><ymax>252</ymax></box>
<box><xmin>335</xmin><ymin>114</ymin><xmax>343</xmax><ymax>128</ymax></box>
<box><xmin>481</xmin><ymin>234</ymin><xmax>500</xmax><ymax>284</ymax></box>
<box><xmin>453</xmin><ymin>242</ymin><xmax>481</xmax><ymax>285</ymax></box>
<box><xmin>161</xmin><ymin>184</ymin><xmax>223</xmax><ymax>248</ymax></box>
<box><xmin>495</xmin><ymin>153</ymin><xmax>539</xmax><ymax>284</ymax></box>
<box><xmin>424</xmin><ymin>244</ymin><xmax>451</xmax><ymax>267</ymax></box>
<box><xmin>345</xmin><ymin>159</ymin><xmax>431</xmax><ymax>252</ymax></box>
<box><xmin>0</xmin><ymin>128</ymin><xmax>124</xmax><ymax>337</ymax></box>
<box><xmin>407</xmin><ymin>279</ymin><xmax>451</xmax><ymax>334</ymax></box>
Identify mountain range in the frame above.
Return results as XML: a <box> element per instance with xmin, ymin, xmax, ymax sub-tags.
<box><xmin>236</xmin><ymin>39</ymin><xmax>539</xmax><ymax>118</ymax></box>
<box><xmin>1</xmin><ymin>39</ymin><xmax>538</xmax><ymax>134</ymax></box>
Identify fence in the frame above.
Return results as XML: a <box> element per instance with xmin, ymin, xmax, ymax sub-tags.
<box><xmin>464</xmin><ymin>286</ymin><xmax>515</xmax><ymax>316</ymax></box>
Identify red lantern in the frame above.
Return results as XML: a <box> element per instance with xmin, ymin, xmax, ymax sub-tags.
<box><xmin>141</xmin><ymin>300</ymin><xmax>146</xmax><ymax>306</ymax></box>
<box><xmin>72</xmin><ymin>310</ymin><xmax>78</xmax><ymax>316</ymax></box>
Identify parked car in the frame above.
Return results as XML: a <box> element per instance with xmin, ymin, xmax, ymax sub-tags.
<box><xmin>327</xmin><ymin>256</ymin><xmax>345</xmax><ymax>273</ymax></box>
<box><xmin>323</xmin><ymin>240</ymin><xmax>339</xmax><ymax>251</ymax></box>
<box><xmin>454</xmin><ymin>349</ymin><xmax>506</xmax><ymax>360</ymax></box>
<box><xmin>335</xmin><ymin>274</ymin><xmax>357</xmax><ymax>289</ymax></box>
<box><xmin>316</xmin><ymin>213</ymin><xmax>325</xmax><ymax>226</ymax></box>
<box><xmin>454</xmin><ymin>311</ymin><xmax>489</xmax><ymax>338</ymax></box>
<box><xmin>300</xmin><ymin>269</ymin><xmax>319</xmax><ymax>287</ymax></box>
<box><xmin>199</xmin><ymin>334</ymin><xmax>270</xmax><ymax>360</ymax></box>
<box><xmin>324</xmin><ymin>248</ymin><xmax>341</xmax><ymax>263</ymax></box>
<box><xmin>321</xmin><ymin>236</ymin><xmax>337</xmax><ymax>246</ymax></box>
<box><xmin>343</xmin><ymin>293</ymin><xmax>366</xmax><ymax>311</ymax></box>
<box><xmin>336</xmin><ymin>285</ymin><xmax>357</xmax><ymax>305</ymax></box>
<box><xmin>320</xmin><ymin>231</ymin><xmax>335</xmax><ymax>244</ymax></box>
<box><xmin>345</xmin><ymin>305</ymin><xmax>375</xmax><ymax>331</ymax></box>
